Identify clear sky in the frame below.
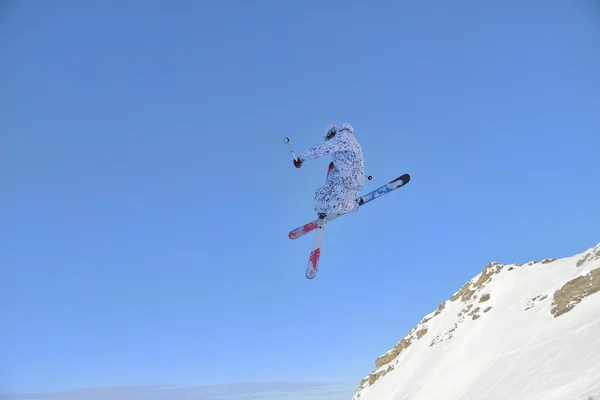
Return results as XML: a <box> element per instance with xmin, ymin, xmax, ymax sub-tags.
<box><xmin>2</xmin><ymin>1</ymin><xmax>600</xmax><ymax>399</ymax></box>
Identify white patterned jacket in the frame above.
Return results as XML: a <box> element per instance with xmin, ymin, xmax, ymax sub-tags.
<box><xmin>298</xmin><ymin>122</ymin><xmax>364</xmax><ymax>189</ymax></box>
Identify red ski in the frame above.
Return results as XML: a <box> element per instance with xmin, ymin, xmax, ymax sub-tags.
<box><xmin>305</xmin><ymin>215</ymin><xmax>326</xmax><ymax>279</ymax></box>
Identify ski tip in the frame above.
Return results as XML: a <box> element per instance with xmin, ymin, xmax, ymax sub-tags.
<box><xmin>305</xmin><ymin>267</ymin><xmax>318</xmax><ymax>279</ymax></box>
<box><xmin>390</xmin><ymin>173</ymin><xmax>410</xmax><ymax>188</ymax></box>
<box><xmin>397</xmin><ymin>173</ymin><xmax>410</xmax><ymax>183</ymax></box>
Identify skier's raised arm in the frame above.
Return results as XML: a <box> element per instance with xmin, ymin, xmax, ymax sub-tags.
<box><xmin>294</xmin><ymin>124</ymin><xmax>354</xmax><ymax>167</ymax></box>
<box><xmin>299</xmin><ymin>135</ymin><xmax>347</xmax><ymax>161</ymax></box>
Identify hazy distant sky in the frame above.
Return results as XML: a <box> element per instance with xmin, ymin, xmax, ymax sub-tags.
<box><xmin>2</xmin><ymin>0</ymin><xmax>600</xmax><ymax>398</ymax></box>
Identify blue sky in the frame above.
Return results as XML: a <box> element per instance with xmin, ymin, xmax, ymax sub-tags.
<box><xmin>2</xmin><ymin>0</ymin><xmax>599</xmax><ymax>398</ymax></box>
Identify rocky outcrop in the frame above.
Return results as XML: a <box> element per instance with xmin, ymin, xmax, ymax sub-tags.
<box><xmin>415</xmin><ymin>327</ymin><xmax>428</xmax><ymax>339</ymax></box>
<box><xmin>428</xmin><ymin>263</ymin><xmax>502</xmax><ymax>347</ymax></box>
<box><xmin>373</xmin><ymin>326</ymin><xmax>431</xmax><ymax>370</ymax></box>
<box><xmin>469</xmin><ymin>306</ymin><xmax>481</xmax><ymax>320</ymax></box>
<box><xmin>357</xmin><ymin>302</ymin><xmax>446</xmax><ymax>394</ymax></box>
<box><xmin>354</xmin><ymin>243</ymin><xmax>600</xmax><ymax>399</ymax></box>
<box><xmin>525</xmin><ymin>294</ymin><xmax>548</xmax><ymax>311</ymax></box>
<box><xmin>434</xmin><ymin>301</ymin><xmax>446</xmax><ymax>316</ymax></box>
<box><xmin>374</xmin><ymin>337</ymin><xmax>411</xmax><ymax>369</ymax></box>
<box><xmin>358</xmin><ymin>364</ymin><xmax>395</xmax><ymax>393</ymax></box>
<box><xmin>576</xmin><ymin>244</ymin><xmax>600</xmax><ymax>267</ymax></box>
<box><xmin>479</xmin><ymin>293</ymin><xmax>491</xmax><ymax>303</ymax></box>
<box><xmin>449</xmin><ymin>262</ymin><xmax>503</xmax><ymax>304</ymax></box>
<box><xmin>358</xmin><ymin>261</ymin><xmax>508</xmax><ymax>393</ymax></box>
<box><xmin>551</xmin><ymin>267</ymin><xmax>600</xmax><ymax>317</ymax></box>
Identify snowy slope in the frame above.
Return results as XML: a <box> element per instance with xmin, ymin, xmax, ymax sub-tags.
<box><xmin>353</xmin><ymin>242</ymin><xmax>600</xmax><ymax>400</ymax></box>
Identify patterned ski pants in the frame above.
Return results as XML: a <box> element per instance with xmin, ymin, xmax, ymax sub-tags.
<box><xmin>314</xmin><ymin>167</ymin><xmax>363</xmax><ymax>215</ymax></box>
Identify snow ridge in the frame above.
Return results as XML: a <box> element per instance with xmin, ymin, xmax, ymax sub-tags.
<box><xmin>353</xmin><ymin>242</ymin><xmax>600</xmax><ymax>400</ymax></box>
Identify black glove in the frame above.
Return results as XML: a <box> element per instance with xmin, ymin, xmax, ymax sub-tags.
<box><xmin>294</xmin><ymin>158</ymin><xmax>303</xmax><ymax>168</ymax></box>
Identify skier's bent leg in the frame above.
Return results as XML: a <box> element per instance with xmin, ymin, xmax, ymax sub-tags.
<box><xmin>314</xmin><ymin>185</ymin><xmax>333</xmax><ymax>215</ymax></box>
<box><xmin>314</xmin><ymin>174</ymin><xmax>363</xmax><ymax>216</ymax></box>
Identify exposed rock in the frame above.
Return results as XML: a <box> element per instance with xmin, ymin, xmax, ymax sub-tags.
<box><xmin>359</xmin><ymin>376</ymin><xmax>368</xmax><ymax>388</ymax></box>
<box><xmin>479</xmin><ymin>293</ymin><xmax>491</xmax><ymax>303</ymax></box>
<box><xmin>458</xmin><ymin>304</ymin><xmax>473</xmax><ymax>317</ymax></box>
<box><xmin>375</xmin><ymin>337</ymin><xmax>412</xmax><ymax>369</ymax></box>
<box><xmin>577</xmin><ymin>246</ymin><xmax>600</xmax><ymax>267</ymax></box>
<box><xmin>468</xmin><ymin>306</ymin><xmax>481</xmax><ymax>320</ymax></box>
<box><xmin>434</xmin><ymin>301</ymin><xmax>446</xmax><ymax>316</ymax></box>
<box><xmin>551</xmin><ymin>268</ymin><xmax>600</xmax><ymax>317</ymax></box>
<box><xmin>416</xmin><ymin>327</ymin><xmax>428</xmax><ymax>339</ymax></box>
<box><xmin>356</xmin><ymin>364</ymin><xmax>396</xmax><ymax>400</ymax></box>
<box><xmin>374</xmin><ymin>313</ymin><xmax>433</xmax><ymax>366</ymax></box>
<box><xmin>430</xmin><ymin>323</ymin><xmax>458</xmax><ymax>347</ymax></box>
<box><xmin>473</xmin><ymin>262</ymin><xmax>503</xmax><ymax>288</ymax></box>
<box><xmin>354</xmin><ymin>243</ymin><xmax>600</xmax><ymax>399</ymax></box>
<box><xmin>429</xmin><ymin>336</ymin><xmax>439</xmax><ymax>347</ymax></box>
<box><xmin>576</xmin><ymin>253</ymin><xmax>591</xmax><ymax>267</ymax></box>
<box><xmin>450</xmin><ymin>262</ymin><xmax>503</xmax><ymax>304</ymax></box>
<box><xmin>449</xmin><ymin>282</ymin><xmax>474</xmax><ymax>303</ymax></box>
<box><xmin>468</xmin><ymin>306</ymin><xmax>480</xmax><ymax>316</ymax></box>
<box><xmin>432</xmin><ymin>263</ymin><xmax>505</xmax><ymax>348</ymax></box>
<box><xmin>419</xmin><ymin>304</ymin><xmax>446</xmax><ymax>326</ymax></box>
<box><xmin>368</xmin><ymin>365</ymin><xmax>395</xmax><ymax>385</ymax></box>
<box><xmin>525</xmin><ymin>294</ymin><xmax>548</xmax><ymax>311</ymax></box>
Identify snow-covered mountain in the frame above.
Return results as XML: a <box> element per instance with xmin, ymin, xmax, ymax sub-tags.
<box><xmin>353</xmin><ymin>242</ymin><xmax>600</xmax><ymax>400</ymax></box>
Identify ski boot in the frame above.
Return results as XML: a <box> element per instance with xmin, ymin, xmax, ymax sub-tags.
<box><xmin>317</xmin><ymin>212</ymin><xmax>327</xmax><ymax>228</ymax></box>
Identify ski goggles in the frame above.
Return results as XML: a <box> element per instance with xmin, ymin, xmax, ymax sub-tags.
<box><xmin>324</xmin><ymin>127</ymin><xmax>336</xmax><ymax>141</ymax></box>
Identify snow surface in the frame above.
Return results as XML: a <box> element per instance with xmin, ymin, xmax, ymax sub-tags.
<box><xmin>353</xmin><ymin>243</ymin><xmax>600</xmax><ymax>400</ymax></box>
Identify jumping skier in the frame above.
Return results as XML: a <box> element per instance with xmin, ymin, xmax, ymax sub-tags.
<box><xmin>293</xmin><ymin>122</ymin><xmax>365</xmax><ymax>220</ymax></box>
<box><xmin>285</xmin><ymin>124</ymin><xmax>410</xmax><ymax>279</ymax></box>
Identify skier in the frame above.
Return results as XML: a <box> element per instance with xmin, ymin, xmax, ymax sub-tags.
<box><xmin>293</xmin><ymin>122</ymin><xmax>365</xmax><ymax>220</ymax></box>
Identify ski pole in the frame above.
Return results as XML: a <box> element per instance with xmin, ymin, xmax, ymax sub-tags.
<box><xmin>284</xmin><ymin>137</ymin><xmax>298</xmax><ymax>162</ymax></box>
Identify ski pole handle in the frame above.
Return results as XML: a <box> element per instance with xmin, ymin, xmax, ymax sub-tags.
<box><xmin>284</xmin><ymin>137</ymin><xmax>298</xmax><ymax>162</ymax></box>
